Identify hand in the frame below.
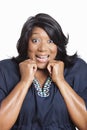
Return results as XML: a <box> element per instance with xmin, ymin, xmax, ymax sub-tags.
<box><xmin>19</xmin><ymin>59</ymin><xmax>37</xmax><ymax>85</ymax></box>
<box><xmin>47</xmin><ymin>60</ymin><xmax>65</xmax><ymax>85</ymax></box>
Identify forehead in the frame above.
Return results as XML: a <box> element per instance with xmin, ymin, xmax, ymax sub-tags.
<box><xmin>31</xmin><ymin>27</ymin><xmax>48</xmax><ymax>37</ymax></box>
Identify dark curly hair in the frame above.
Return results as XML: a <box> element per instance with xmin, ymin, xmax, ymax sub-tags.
<box><xmin>14</xmin><ymin>13</ymin><xmax>77</xmax><ymax>68</ymax></box>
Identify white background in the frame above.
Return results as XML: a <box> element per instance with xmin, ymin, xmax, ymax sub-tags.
<box><xmin>0</xmin><ymin>0</ymin><xmax>86</xmax><ymax>129</ymax></box>
<box><xmin>0</xmin><ymin>0</ymin><xmax>87</xmax><ymax>63</ymax></box>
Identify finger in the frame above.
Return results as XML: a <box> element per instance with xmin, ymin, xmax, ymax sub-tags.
<box><xmin>47</xmin><ymin>64</ymin><xmax>53</xmax><ymax>75</ymax></box>
<box><xmin>33</xmin><ymin>64</ymin><xmax>37</xmax><ymax>72</ymax></box>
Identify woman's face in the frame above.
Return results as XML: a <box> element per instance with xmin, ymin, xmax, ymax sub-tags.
<box><xmin>28</xmin><ymin>27</ymin><xmax>57</xmax><ymax>69</ymax></box>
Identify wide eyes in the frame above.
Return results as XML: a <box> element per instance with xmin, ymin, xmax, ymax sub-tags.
<box><xmin>31</xmin><ymin>38</ymin><xmax>54</xmax><ymax>44</ymax></box>
<box><xmin>47</xmin><ymin>39</ymin><xmax>53</xmax><ymax>43</ymax></box>
<box><xmin>32</xmin><ymin>39</ymin><xmax>40</xmax><ymax>43</ymax></box>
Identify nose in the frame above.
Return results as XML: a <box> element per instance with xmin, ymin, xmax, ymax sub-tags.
<box><xmin>38</xmin><ymin>42</ymin><xmax>47</xmax><ymax>52</ymax></box>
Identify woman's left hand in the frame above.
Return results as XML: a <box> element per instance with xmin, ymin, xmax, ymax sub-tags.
<box><xmin>47</xmin><ymin>60</ymin><xmax>65</xmax><ymax>85</ymax></box>
<box><xmin>48</xmin><ymin>60</ymin><xmax>87</xmax><ymax>130</ymax></box>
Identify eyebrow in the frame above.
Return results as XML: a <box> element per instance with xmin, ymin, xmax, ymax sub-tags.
<box><xmin>32</xmin><ymin>32</ymin><xmax>39</xmax><ymax>35</ymax></box>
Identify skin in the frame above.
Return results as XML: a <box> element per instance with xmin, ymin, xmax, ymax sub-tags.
<box><xmin>27</xmin><ymin>27</ymin><xmax>58</xmax><ymax>84</ymax></box>
<box><xmin>0</xmin><ymin>27</ymin><xmax>87</xmax><ymax>130</ymax></box>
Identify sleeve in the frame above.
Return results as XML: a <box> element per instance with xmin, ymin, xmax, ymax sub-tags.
<box><xmin>73</xmin><ymin>59</ymin><xmax>87</xmax><ymax>109</ymax></box>
<box><xmin>0</xmin><ymin>67</ymin><xmax>8</xmax><ymax>103</ymax></box>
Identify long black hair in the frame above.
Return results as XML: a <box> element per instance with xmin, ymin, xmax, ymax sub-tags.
<box><xmin>14</xmin><ymin>13</ymin><xmax>77</xmax><ymax>68</ymax></box>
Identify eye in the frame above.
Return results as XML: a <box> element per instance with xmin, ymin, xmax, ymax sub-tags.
<box><xmin>32</xmin><ymin>38</ymin><xmax>40</xmax><ymax>43</ymax></box>
<box><xmin>47</xmin><ymin>39</ymin><xmax>54</xmax><ymax>44</ymax></box>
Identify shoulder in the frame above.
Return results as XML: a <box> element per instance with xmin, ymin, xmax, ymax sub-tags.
<box><xmin>0</xmin><ymin>58</ymin><xmax>19</xmax><ymax>73</ymax></box>
<box><xmin>0</xmin><ymin>58</ymin><xmax>16</xmax><ymax>66</ymax></box>
<box><xmin>65</xmin><ymin>58</ymin><xmax>87</xmax><ymax>76</ymax></box>
<box><xmin>75</xmin><ymin>57</ymin><xmax>87</xmax><ymax>66</ymax></box>
<box><xmin>0</xmin><ymin>59</ymin><xmax>20</xmax><ymax>94</ymax></box>
<box><xmin>70</xmin><ymin>58</ymin><xmax>87</xmax><ymax>72</ymax></box>
<box><xmin>73</xmin><ymin>58</ymin><xmax>87</xmax><ymax>73</ymax></box>
<box><xmin>64</xmin><ymin>58</ymin><xmax>87</xmax><ymax>91</ymax></box>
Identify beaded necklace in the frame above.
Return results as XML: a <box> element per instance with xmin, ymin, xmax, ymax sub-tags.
<box><xmin>33</xmin><ymin>77</ymin><xmax>52</xmax><ymax>97</ymax></box>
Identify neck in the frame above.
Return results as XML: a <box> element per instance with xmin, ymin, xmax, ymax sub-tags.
<box><xmin>35</xmin><ymin>69</ymin><xmax>49</xmax><ymax>87</ymax></box>
<box><xmin>36</xmin><ymin>68</ymin><xmax>48</xmax><ymax>76</ymax></box>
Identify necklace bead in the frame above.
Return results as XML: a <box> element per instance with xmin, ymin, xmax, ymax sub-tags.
<box><xmin>33</xmin><ymin>77</ymin><xmax>52</xmax><ymax>97</ymax></box>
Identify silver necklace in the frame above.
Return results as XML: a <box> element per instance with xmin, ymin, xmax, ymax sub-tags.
<box><xmin>33</xmin><ymin>77</ymin><xmax>52</xmax><ymax>97</ymax></box>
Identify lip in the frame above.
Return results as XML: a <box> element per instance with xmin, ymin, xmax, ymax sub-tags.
<box><xmin>36</xmin><ymin>55</ymin><xmax>49</xmax><ymax>63</ymax></box>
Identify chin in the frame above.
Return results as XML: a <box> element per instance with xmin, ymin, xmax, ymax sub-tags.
<box><xmin>37</xmin><ymin>63</ymin><xmax>47</xmax><ymax>70</ymax></box>
<box><xmin>37</xmin><ymin>66</ymin><xmax>47</xmax><ymax>70</ymax></box>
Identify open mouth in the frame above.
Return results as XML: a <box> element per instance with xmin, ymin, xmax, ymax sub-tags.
<box><xmin>36</xmin><ymin>55</ymin><xmax>49</xmax><ymax>63</ymax></box>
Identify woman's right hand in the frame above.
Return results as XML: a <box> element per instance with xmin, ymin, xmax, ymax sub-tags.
<box><xmin>0</xmin><ymin>59</ymin><xmax>37</xmax><ymax>130</ymax></box>
<box><xmin>19</xmin><ymin>59</ymin><xmax>37</xmax><ymax>85</ymax></box>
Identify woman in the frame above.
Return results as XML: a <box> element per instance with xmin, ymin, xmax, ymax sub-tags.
<box><xmin>0</xmin><ymin>13</ymin><xmax>87</xmax><ymax>130</ymax></box>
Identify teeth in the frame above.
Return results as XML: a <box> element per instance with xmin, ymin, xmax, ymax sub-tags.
<box><xmin>36</xmin><ymin>55</ymin><xmax>49</xmax><ymax>62</ymax></box>
<box><xmin>38</xmin><ymin>56</ymin><xmax>48</xmax><ymax>59</ymax></box>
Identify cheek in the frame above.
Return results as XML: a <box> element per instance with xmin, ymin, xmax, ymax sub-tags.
<box><xmin>27</xmin><ymin>43</ymin><xmax>38</xmax><ymax>59</ymax></box>
<box><xmin>28</xmin><ymin>42</ymin><xmax>36</xmax><ymax>53</ymax></box>
<box><xmin>27</xmin><ymin>44</ymin><xmax>34</xmax><ymax>57</ymax></box>
<box><xmin>28</xmin><ymin>43</ymin><xmax>33</xmax><ymax>51</ymax></box>
<box><xmin>51</xmin><ymin>46</ymin><xmax>58</xmax><ymax>57</ymax></box>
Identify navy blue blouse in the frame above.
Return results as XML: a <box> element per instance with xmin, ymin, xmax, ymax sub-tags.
<box><xmin>0</xmin><ymin>58</ymin><xmax>87</xmax><ymax>130</ymax></box>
